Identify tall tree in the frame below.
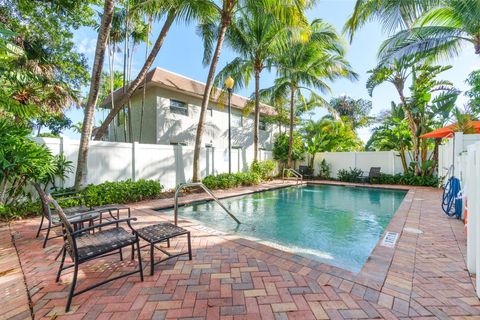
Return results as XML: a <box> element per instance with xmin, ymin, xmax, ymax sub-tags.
<box><xmin>329</xmin><ymin>95</ymin><xmax>372</xmax><ymax>130</ymax></box>
<box><xmin>215</xmin><ymin>4</ymin><xmax>287</xmax><ymax>161</ymax></box>
<box><xmin>378</xmin><ymin>0</ymin><xmax>480</xmax><ymax>63</ymax></box>
<box><xmin>262</xmin><ymin>19</ymin><xmax>357</xmax><ymax>168</ymax></box>
<box><xmin>344</xmin><ymin>0</ymin><xmax>440</xmax><ymax>42</ymax></box>
<box><xmin>93</xmin><ymin>0</ymin><xmax>218</xmax><ymax>140</ymax></box>
<box><xmin>74</xmin><ymin>0</ymin><xmax>115</xmax><ymax>190</ymax></box>
<box><xmin>192</xmin><ymin>0</ymin><xmax>315</xmax><ymax>181</ymax></box>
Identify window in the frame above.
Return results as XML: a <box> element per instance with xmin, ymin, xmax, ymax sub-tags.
<box><xmin>170</xmin><ymin>99</ymin><xmax>188</xmax><ymax>116</ymax></box>
<box><xmin>259</xmin><ymin>119</ymin><xmax>267</xmax><ymax>131</ymax></box>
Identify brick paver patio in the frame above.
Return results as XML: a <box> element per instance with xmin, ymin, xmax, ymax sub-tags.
<box><xmin>1</xmin><ymin>181</ymin><xmax>479</xmax><ymax>319</ymax></box>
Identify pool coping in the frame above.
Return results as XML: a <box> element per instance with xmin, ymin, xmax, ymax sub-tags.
<box><xmin>133</xmin><ymin>179</ymin><xmax>416</xmax><ymax>296</ymax></box>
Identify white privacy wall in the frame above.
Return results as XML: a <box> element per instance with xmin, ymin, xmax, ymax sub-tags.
<box><xmin>34</xmin><ymin>138</ymin><xmax>273</xmax><ymax>190</ymax></box>
<box><xmin>299</xmin><ymin>151</ymin><xmax>410</xmax><ymax>178</ymax></box>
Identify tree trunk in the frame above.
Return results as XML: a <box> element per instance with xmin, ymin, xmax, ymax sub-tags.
<box><xmin>287</xmin><ymin>85</ymin><xmax>295</xmax><ymax>169</ymax></box>
<box><xmin>94</xmin><ymin>10</ymin><xmax>176</xmax><ymax>140</ymax></box>
<box><xmin>253</xmin><ymin>68</ymin><xmax>260</xmax><ymax>161</ymax></box>
<box><xmin>74</xmin><ymin>0</ymin><xmax>115</xmax><ymax>190</ymax></box>
<box><xmin>192</xmin><ymin>15</ymin><xmax>231</xmax><ymax>182</ymax></box>
<box><xmin>399</xmin><ymin>148</ymin><xmax>408</xmax><ymax>174</ymax></box>
<box><xmin>309</xmin><ymin>152</ymin><xmax>315</xmax><ymax>168</ymax></box>
<box><xmin>139</xmin><ymin>15</ymin><xmax>152</xmax><ymax>143</ymax></box>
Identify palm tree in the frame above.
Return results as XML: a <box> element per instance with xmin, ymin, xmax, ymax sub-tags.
<box><xmin>74</xmin><ymin>0</ymin><xmax>115</xmax><ymax>190</ymax></box>
<box><xmin>378</xmin><ymin>0</ymin><xmax>480</xmax><ymax>63</ymax></box>
<box><xmin>192</xmin><ymin>0</ymin><xmax>316</xmax><ymax>181</ymax></box>
<box><xmin>262</xmin><ymin>19</ymin><xmax>357</xmax><ymax>168</ymax></box>
<box><xmin>93</xmin><ymin>0</ymin><xmax>218</xmax><ymax>140</ymax></box>
<box><xmin>344</xmin><ymin>0</ymin><xmax>440</xmax><ymax>42</ymax></box>
<box><xmin>215</xmin><ymin>4</ymin><xmax>286</xmax><ymax>161</ymax></box>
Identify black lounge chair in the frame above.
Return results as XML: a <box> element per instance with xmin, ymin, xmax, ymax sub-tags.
<box><xmin>34</xmin><ymin>183</ymin><xmax>130</xmax><ymax>248</ymax></box>
<box><xmin>298</xmin><ymin>165</ymin><xmax>314</xmax><ymax>179</ymax></box>
<box><xmin>362</xmin><ymin>167</ymin><xmax>381</xmax><ymax>183</ymax></box>
<box><xmin>47</xmin><ymin>195</ymin><xmax>143</xmax><ymax>312</ymax></box>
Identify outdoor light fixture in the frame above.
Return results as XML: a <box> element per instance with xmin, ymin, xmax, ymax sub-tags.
<box><xmin>225</xmin><ymin>77</ymin><xmax>234</xmax><ymax>173</ymax></box>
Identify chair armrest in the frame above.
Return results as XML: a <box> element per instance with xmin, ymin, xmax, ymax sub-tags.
<box><xmin>72</xmin><ymin>217</ymin><xmax>138</xmax><ymax>236</ymax></box>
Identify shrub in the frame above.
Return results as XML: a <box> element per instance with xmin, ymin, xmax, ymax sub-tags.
<box><xmin>202</xmin><ymin>172</ymin><xmax>262</xmax><ymax>190</ymax></box>
<box><xmin>317</xmin><ymin>159</ymin><xmax>331</xmax><ymax>179</ymax></box>
<box><xmin>251</xmin><ymin>160</ymin><xmax>277</xmax><ymax>180</ymax></box>
<box><xmin>371</xmin><ymin>173</ymin><xmax>439</xmax><ymax>187</ymax></box>
<box><xmin>337</xmin><ymin>167</ymin><xmax>363</xmax><ymax>182</ymax></box>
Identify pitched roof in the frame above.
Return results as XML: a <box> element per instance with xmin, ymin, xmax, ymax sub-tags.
<box><xmin>100</xmin><ymin>67</ymin><xmax>276</xmax><ymax>116</ymax></box>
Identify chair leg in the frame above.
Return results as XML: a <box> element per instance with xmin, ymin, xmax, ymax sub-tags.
<box><xmin>42</xmin><ymin>221</ymin><xmax>52</xmax><ymax>248</ymax></box>
<box><xmin>131</xmin><ymin>244</ymin><xmax>135</xmax><ymax>260</ymax></box>
<box><xmin>167</xmin><ymin>239</ymin><xmax>170</xmax><ymax>248</ymax></box>
<box><xmin>119</xmin><ymin>248</ymin><xmax>123</xmax><ymax>261</ymax></box>
<box><xmin>150</xmin><ymin>244</ymin><xmax>154</xmax><ymax>276</ymax></box>
<box><xmin>187</xmin><ymin>232</ymin><xmax>192</xmax><ymax>260</ymax></box>
<box><xmin>56</xmin><ymin>246</ymin><xmax>66</xmax><ymax>282</ymax></box>
<box><xmin>36</xmin><ymin>215</ymin><xmax>44</xmax><ymax>238</ymax></box>
<box><xmin>136</xmin><ymin>241</ymin><xmax>144</xmax><ymax>281</ymax></box>
<box><xmin>65</xmin><ymin>263</ymin><xmax>79</xmax><ymax>312</ymax></box>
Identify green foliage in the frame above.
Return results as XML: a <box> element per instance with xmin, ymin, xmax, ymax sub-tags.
<box><xmin>250</xmin><ymin>160</ymin><xmax>277</xmax><ymax>180</ymax></box>
<box><xmin>40</xmin><ymin>155</ymin><xmax>74</xmax><ymax>192</ymax></box>
<box><xmin>371</xmin><ymin>173</ymin><xmax>439</xmax><ymax>187</ymax></box>
<box><xmin>317</xmin><ymin>159</ymin><xmax>331</xmax><ymax>179</ymax></box>
<box><xmin>337</xmin><ymin>168</ymin><xmax>363</xmax><ymax>183</ymax></box>
<box><xmin>31</xmin><ymin>113</ymin><xmax>72</xmax><ymax>136</ymax></box>
<box><xmin>202</xmin><ymin>172</ymin><xmax>262</xmax><ymax>190</ymax></box>
<box><xmin>0</xmin><ymin>118</ymin><xmax>55</xmax><ymax>206</ymax></box>
<box><xmin>465</xmin><ymin>70</ymin><xmax>480</xmax><ymax>116</ymax></box>
<box><xmin>82</xmin><ymin>179</ymin><xmax>163</xmax><ymax>206</ymax></box>
<box><xmin>273</xmin><ymin>133</ymin><xmax>304</xmax><ymax>164</ymax></box>
<box><xmin>329</xmin><ymin>96</ymin><xmax>373</xmax><ymax>129</ymax></box>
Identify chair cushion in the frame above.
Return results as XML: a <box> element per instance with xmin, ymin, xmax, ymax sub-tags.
<box><xmin>76</xmin><ymin>227</ymin><xmax>137</xmax><ymax>261</ymax></box>
<box><xmin>136</xmin><ymin>223</ymin><xmax>189</xmax><ymax>244</ymax></box>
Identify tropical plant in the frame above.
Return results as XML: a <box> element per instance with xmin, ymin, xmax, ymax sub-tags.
<box><xmin>317</xmin><ymin>159</ymin><xmax>331</xmax><ymax>179</ymax></box>
<box><xmin>378</xmin><ymin>0</ymin><xmax>480</xmax><ymax>63</ymax></box>
<box><xmin>250</xmin><ymin>160</ymin><xmax>277</xmax><ymax>180</ymax></box>
<box><xmin>272</xmin><ymin>132</ymin><xmax>304</xmax><ymax>168</ymax></box>
<box><xmin>344</xmin><ymin>0</ymin><xmax>440</xmax><ymax>42</ymax></box>
<box><xmin>337</xmin><ymin>168</ymin><xmax>363</xmax><ymax>183</ymax></box>
<box><xmin>465</xmin><ymin>70</ymin><xmax>480</xmax><ymax>115</ymax></box>
<box><xmin>262</xmin><ymin>19</ymin><xmax>357</xmax><ymax>168</ymax></box>
<box><xmin>39</xmin><ymin>155</ymin><xmax>74</xmax><ymax>192</ymax></box>
<box><xmin>302</xmin><ymin>118</ymin><xmax>363</xmax><ymax>168</ymax></box>
<box><xmin>215</xmin><ymin>4</ymin><xmax>289</xmax><ymax>161</ymax></box>
<box><xmin>74</xmin><ymin>0</ymin><xmax>116</xmax><ymax>190</ymax></box>
<box><xmin>328</xmin><ymin>95</ymin><xmax>373</xmax><ymax>129</ymax></box>
<box><xmin>366</xmin><ymin>103</ymin><xmax>412</xmax><ymax>173</ymax></box>
<box><xmin>0</xmin><ymin>119</ymin><xmax>55</xmax><ymax>206</ymax></box>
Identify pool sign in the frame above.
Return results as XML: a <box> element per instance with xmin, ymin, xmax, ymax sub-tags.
<box><xmin>381</xmin><ymin>231</ymin><xmax>399</xmax><ymax>248</ymax></box>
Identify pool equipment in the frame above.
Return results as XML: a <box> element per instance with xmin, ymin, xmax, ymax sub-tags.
<box><xmin>441</xmin><ymin>174</ymin><xmax>462</xmax><ymax>218</ymax></box>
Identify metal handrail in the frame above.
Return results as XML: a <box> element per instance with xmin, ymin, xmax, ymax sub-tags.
<box><xmin>173</xmin><ymin>182</ymin><xmax>241</xmax><ymax>225</ymax></box>
<box><xmin>282</xmin><ymin>168</ymin><xmax>303</xmax><ymax>184</ymax></box>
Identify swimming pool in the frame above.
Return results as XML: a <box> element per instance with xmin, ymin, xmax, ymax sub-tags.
<box><xmin>161</xmin><ymin>184</ymin><xmax>406</xmax><ymax>272</ymax></box>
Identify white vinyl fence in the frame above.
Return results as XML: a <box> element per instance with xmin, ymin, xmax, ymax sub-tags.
<box><xmin>455</xmin><ymin>139</ymin><xmax>480</xmax><ymax>298</ymax></box>
<box><xmin>34</xmin><ymin>138</ymin><xmax>273</xmax><ymax>190</ymax></box>
<box><xmin>297</xmin><ymin>151</ymin><xmax>416</xmax><ymax>178</ymax></box>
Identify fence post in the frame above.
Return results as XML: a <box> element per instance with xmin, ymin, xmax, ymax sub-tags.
<box><xmin>59</xmin><ymin>137</ymin><xmax>64</xmax><ymax>189</ymax></box>
<box><xmin>454</xmin><ymin>132</ymin><xmax>464</xmax><ymax>177</ymax></box>
<box><xmin>132</xmin><ymin>141</ymin><xmax>138</xmax><ymax>182</ymax></box>
<box><xmin>466</xmin><ymin>145</ymin><xmax>476</xmax><ymax>273</ymax></box>
<box><xmin>390</xmin><ymin>151</ymin><xmax>395</xmax><ymax>175</ymax></box>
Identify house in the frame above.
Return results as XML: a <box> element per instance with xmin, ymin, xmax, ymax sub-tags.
<box><xmin>101</xmin><ymin>68</ymin><xmax>281</xmax><ymax>155</ymax></box>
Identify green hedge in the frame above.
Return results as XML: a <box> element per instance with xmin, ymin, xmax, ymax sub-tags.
<box><xmin>250</xmin><ymin>160</ymin><xmax>277</xmax><ymax>180</ymax></box>
<box><xmin>202</xmin><ymin>172</ymin><xmax>262</xmax><ymax>190</ymax></box>
<box><xmin>370</xmin><ymin>173</ymin><xmax>439</xmax><ymax>187</ymax></box>
<box><xmin>0</xmin><ymin>179</ymin><xmax>163</xmax><ymax>221</ymax></box>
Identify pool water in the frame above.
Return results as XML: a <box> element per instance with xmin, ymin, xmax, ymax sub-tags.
<box><xmin>162</xmin><ymin>184</ymin><xmax>406</xmax><ymax>272</ymax></box>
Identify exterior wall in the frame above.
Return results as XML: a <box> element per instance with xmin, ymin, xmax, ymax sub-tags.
<box><xmin>298</xmin><ymin>151</ymin><xmax>417</xmax><ymax>178</ymax></box>
<box><xmin>34</xmin><ymin>138</ymin><xmax>274</xmax><ymax>190</ymax></box>
<box><xmin>106</xmin><ymin>85</ymin><xmax>279</xmax><ymax>151</ymax></box>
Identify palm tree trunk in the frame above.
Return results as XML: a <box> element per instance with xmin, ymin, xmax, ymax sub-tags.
<box><xmin>253</xmin><ymin>68</ymin><xmax>260</xmax><ymax>161</ymax></box>
<box><xmin>399</xmin><ymin>148</ymin><xmax>408</xmax><ymax>174</ymax></box>
<box><xmin>74</xmin><ymin>0</ymin><xmax>115</xmax><ymax>190</ymax></box>
<box><xmin>139</xmin><ymin>15</ymin><xmax>152</xmax><ymax>143</ymax></box>
<box><xmin>287</xmin><ymin>85</ymin><xmax>295</xmax><ymax>169</ymax></box>
<box><xmin>93</xmin><ymin>10</ymin><xmax>176</xmax><ymax>141</ymax></box>
<box><xmin>192</xmin><ymin>15</ymin><xmax>232</xmax><ymax>182</ymax></box>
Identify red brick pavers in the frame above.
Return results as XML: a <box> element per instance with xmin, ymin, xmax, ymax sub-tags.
<box><xmin>3</xmin><ymin>182</ymin><xmax>480</xmax><ymax>319</ymax></box>
<box><xmin>0</xmin><ymin>223</ymin><xmax>31</xmax><ymax>320</ymax></box>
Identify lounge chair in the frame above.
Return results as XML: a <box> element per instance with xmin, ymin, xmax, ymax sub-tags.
<box><xmin>47</xmin><ymin>195</ymin><xmax>143</xmax><ymax>312</ymax></box>
<box><xmin>33</xmin><ymin>183</ymin><xmax>129</xmax><ymax>248</ymax></box>
<box><xmin>362</xmin><ymin>167</ymin><xmax>381</xmax><ymax>183</ymax></box>
<box><xmin>298</xmin><ymin>165</ymin><xmax>314</xmax><ymax>179</ymax></box>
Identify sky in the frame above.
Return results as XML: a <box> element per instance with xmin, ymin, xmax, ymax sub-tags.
<box><xmin>64</xmin><ymin>0</ymin><xmax>480</xmax><ymax>142</ymax></box>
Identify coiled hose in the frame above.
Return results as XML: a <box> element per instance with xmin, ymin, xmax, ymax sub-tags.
<box><xmin>442</xmin><ymin>176</ymin><xmax>462</xmax><ymax>218</ymax></box>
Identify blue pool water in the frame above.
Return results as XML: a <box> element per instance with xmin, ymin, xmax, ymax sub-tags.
<box><xmin>162</xmin><ymin>184</ymin><xmax>406</xmax><ymax>272</ymax></box>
